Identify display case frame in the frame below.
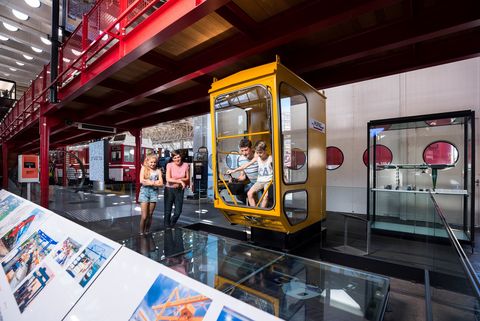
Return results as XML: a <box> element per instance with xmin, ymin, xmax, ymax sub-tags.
<box><xmin>367</xmin><ymin>110</ymin><xmax>475</xmax><ymax>243</ymax></box>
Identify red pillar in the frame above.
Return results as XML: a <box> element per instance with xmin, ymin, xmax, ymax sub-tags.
<box><xmin>39</xmin><ymin>110</ymin><xmax>50</xmax><ymax>208</ymax></box>
<box><xmin>2</xmin><ymin>142</ymin><xmax>9</xmax><ymax>190</ymax></box>
<box><xmin>130</xmin><ymin>129</ymin><xmax>142</xmax><ymax>203</ymax></box>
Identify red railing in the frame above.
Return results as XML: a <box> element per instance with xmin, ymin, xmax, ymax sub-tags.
<box><xmin>0</xmin><ymin>0</ymin><xmax>166</xmax><ymax>143</ymax></box>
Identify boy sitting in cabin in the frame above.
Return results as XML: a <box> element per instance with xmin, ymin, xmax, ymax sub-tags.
<box><xmin>227</xmin><ymin>140</ymin><xmax>272</xmax><ymax>208</ymax></box>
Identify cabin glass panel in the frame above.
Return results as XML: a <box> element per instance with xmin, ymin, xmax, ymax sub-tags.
<box><xmin>279</xmin><ymin>83</ymin><xmax>308</xmax><ymax>184</ymax></box>
<box><xmin>284</xmin><ymin>190</ymin><xmax>308</xmax><ymax>225</ymax></box>
<box><xmin>124</xmin><ymin>146</ymin><xmax>134</xmax><ymax>162</ymax></box>
<box><xmin>111</xmin><ymin>146</ymin><xmax>122</xmax><ymax>162</ymax></box>
<box><xmin>214</xmin><ymin>85</ymin><xmax>274</xmax><ymax>208</ymax></box>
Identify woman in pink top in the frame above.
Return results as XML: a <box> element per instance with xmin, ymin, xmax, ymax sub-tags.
<box><xmin>164</xmin><ymin>150</ymin><xmax>190</xmax><ymax>227</ymax></box>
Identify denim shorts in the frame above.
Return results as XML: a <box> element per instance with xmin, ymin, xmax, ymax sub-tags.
<box><xmin>138</xmin><ymin>186</ymin><xmax>159</xmax><ymax>203</ymax></box>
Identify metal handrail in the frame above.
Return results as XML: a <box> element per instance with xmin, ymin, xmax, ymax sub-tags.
<box><xmin>428</xmin><ymin>191</ymin><xmax>480</xmax><ymax>299</ymax></box>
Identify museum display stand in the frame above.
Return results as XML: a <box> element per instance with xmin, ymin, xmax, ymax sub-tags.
<box><xmin>0</xmin><ymin>190</ymin><xmax>283</xmax><ymax>321</ymax></box>
<box><xmin>121</xmin><ymin>227</ymin><xmax>390</xmax><ymax>321</ymax></box>
<box><xmin>367</xmin><ymin>110</ymin><xmax>475</xmax><ymax>242</ymax></box>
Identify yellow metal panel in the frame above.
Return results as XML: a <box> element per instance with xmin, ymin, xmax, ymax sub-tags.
<box><xmin>209</xmin><ymin>61</ymin><xmax>278</xmax><ymax>94</ymax></box>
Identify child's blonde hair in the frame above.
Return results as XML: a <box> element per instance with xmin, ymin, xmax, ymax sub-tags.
<box><xmin>254</xmin><ymin>140</ymin><xmax>267</xmax><ymax>152</ymax></box>
<box><xmin>143</xmin><ymin>154</ymin><xmax>158</xmax><ymax>179</ymax></box>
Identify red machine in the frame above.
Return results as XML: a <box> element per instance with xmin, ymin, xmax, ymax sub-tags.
<box><xmin>53</xmin><ymin>133</ymin><xmax>154</xmax><ymax>183</ymax></box>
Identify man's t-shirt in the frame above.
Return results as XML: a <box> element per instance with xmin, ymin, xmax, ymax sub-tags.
<box><xmin>237</xmin><ymin>155</ymin><xmax>258</xmax><ymax>183</ymax></box>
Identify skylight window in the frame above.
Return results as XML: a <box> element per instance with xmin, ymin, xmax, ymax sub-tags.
<box><xmin>25</xmin><ymin>0</ymin><xmax>41</xmax><ymax>8</ymax></box>
<box><xmin>40</xmin><ymin>37</ymin><xmax>51</xmax><ymax>45</ymax></box>
<box><xmin>12</xmin><ymin>9</ymin><xmax>29</xmax><ymax>21</ymax></box>
<box><xmin>3</xmin><ymin>23</ymin><xmax>18</xmax><ymax>32</ymax></box>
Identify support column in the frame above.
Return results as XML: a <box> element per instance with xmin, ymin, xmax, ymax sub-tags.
<box><xmin>2</xmin><ymin>142</ymin><xmax>9</xmax><ymax>189</ymax></box>
<box><xmin>130</xmin><ymin>129</ymin><xmax>142</xmax><ymax>203</ymax></box>
<box><xmin>62</xmin><ymin>147</ymin><xmax>68</xmax><ymax>187</ymax></box>
<box><xmin>39</xmin><ymin>112</ymin><xmax>51</xmax><ymax>208</ymax></box>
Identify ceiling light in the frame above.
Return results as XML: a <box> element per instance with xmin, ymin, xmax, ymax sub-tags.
<box><xmin>99</xmin><ymin>30</ymin><xmax>108</xmax><ymax>41</ymax></box>
<box><xmin>15</xmin><ymin>61</ymin><xmax>25</xmax><ymax>66</ymax></box>
<box><xmin>12</xmin><ymin>9</ymin><xmax>29</xmax><ymax>21</ymax></box>
<box><xmin>23</xmin><ymin>54</ymin><xmax>33</xmax><ymax>60</ymax></box>
<box><xmin>4</xmin><ymin>73</ymin><xmax>10</xmax><ymax>76</ymax></box>
<box><xmin>24</xmin><ymin>0</ymin><xmax>41</xmax><ymax>8</ymax></box>
<box><xmin>31</xmin><ymin>46</ymin><xmax>42</xmax><ymax>53</ymax></box>
<box><xmin>9</xmin><ymin>68</ymin><xmax>17</xmax><ymax>71</ymax></box>
<box><xmin>3</xmin><ymin>23</ymin><xmax>18</xmax><ymax>32</ymax></box>
<box><xmin>40</xmin><ymin>37</ymin><xmax>51</xmax><ymax>45</ymax></box>
<box><xmin>71</xmin><ymin>49</ymin><xmax>81</xmax><ymax>56</ymax></box>
<box><xmin>63</xmin><ymin>57</ymin><xmax>71</xmax><ymax>63</ymax></box>
<box><xmin>0</xmin><ymin>35</ymin><xmax>8</xmax><ymax>41</ymax></box>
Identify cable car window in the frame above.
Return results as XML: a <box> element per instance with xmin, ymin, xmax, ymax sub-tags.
<box><xmin>423</xmin><ymin>141</ymin><xmax>459</xmax><ymax>165</ymax></box>
<box><xmin>425</xmin><ymin>118</ymin><xmax>456</xmax><ymax>126</ymax></box>
<box><xmin>363</xmin><ymin>144</ymin><xmax>393</xmax><ymax>167</ymax></box>
<box><xmin>226</xmin><ymin>151</ymin><xmax>239</xmax><ymax>169</ymax></box>
<box><xmin>280</xmin><ymin>83</ymin><xmax>307</xmax><ymax>184</ymax></box>
<box><xmin>124</xmin><ymin>146</ymin><xmax>134</xmax><ymax>162</ymax></box>
<box><xmin>111</xmin><ymin>151</ymin><xmax>121</xmax><ymax>162</ymax></box>
<box><xmin>113</xmin><ymin>134</ymin><xmax>126</xmax><ymax>141</ymax></box>
<box><xmin>111</xmin><ymin>146</ymin><xmax>122</xmax><ymax>162</ymax></box>
<box><xmin>284</xmin><ymin>190</ymin><xmax>307</xmax><ymax>225</ymax></box>
<box><xmin>326</xmin><ymin>146</ymin><xmax>344</xmax><ymax>170</ymax></box>
<box><xmin>214</xmin><ymin>85</ymin><xmax>273</xmax><ymax>209</ymax></box>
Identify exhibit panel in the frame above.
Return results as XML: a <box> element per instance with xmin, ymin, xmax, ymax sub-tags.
<box><xmin>63</xmin><ymin>246</ymin><xmax>283</xmax><ymax>321</ymax></box>
<box><xmin>0</xmin><ymin>191</ymin><xmax>121</xmax><ymax>321</ymax></box>
<box><xmin>0</xmin><ymin>190</ymin><xmax>37</xmax><ymax>235</ymax></box>
<box><xmin>367</xmin><ymin>111</ymin><xmax>475</xmax><ymax>242</ymax></box>
<box><xmin>0</xmin><ymin>190</ymin><xmax>287</xmax><ymax>321</ymax></box>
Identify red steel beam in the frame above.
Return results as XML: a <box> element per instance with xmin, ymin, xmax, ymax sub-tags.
<box><xmin>39</xmin><ymin>110</ymin><xmax>50</xmax><ymax>208</ymax></box>
<box><xmin>2</xmin><ymin>142</ymin><xmax>8</xmax><ymax>189</ymax></box>
<box><xmin>305</xmin><ymin>28</ymin><xmax>480</xmax><ymax>89</ymax></box>
<box><xmin>80</xmin><ymin>0</ymin><xmax>402</xmax><ymax>121</ymax></box>
<box><xmin>46</xmin><ymin>0</ymin><xmax>230</xmax><ymax>115</ymax></box>
<box><xmin>131</xmin><ymin>128</ymin><xmax>142</xmax><ymax>203</ymax></box>
<box><xmin>25</xmin><ymin>83</ymin><xmax>209</xmax><ymax>147</ymax></box>
<box><xmin>292</xmin><ymin>0</ymin><xmax>480</xmax><ymax>73</ymax></box>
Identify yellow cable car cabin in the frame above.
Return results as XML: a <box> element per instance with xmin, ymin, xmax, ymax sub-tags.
<box><xmin>209</xmin><ymin>59</ymin><xmax>326</xmax><ymax>235</ymax></box>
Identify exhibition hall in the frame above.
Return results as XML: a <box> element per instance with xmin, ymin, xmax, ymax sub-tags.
<box><xmin>0</xmin><ymin>1</ymin><xmax>479</xmax><ymax>320</ymax></box>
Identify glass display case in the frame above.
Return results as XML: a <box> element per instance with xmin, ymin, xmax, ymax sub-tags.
<box><xmin>121</xmin><ymin>228</ymin><xmax>390</xmax><ymax>321</ymax></box>
<box><xmin>367</xmin><ymin>110</ymin><xmax>475</xmax><ymax>242</ymax></box>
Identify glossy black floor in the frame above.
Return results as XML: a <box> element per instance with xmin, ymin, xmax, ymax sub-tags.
<box><xmin>19</xmin><ymin>185</ymin><xmax>480</xmax><ymax>321</ymax></box>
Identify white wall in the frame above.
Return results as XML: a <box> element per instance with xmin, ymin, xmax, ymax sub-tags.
<box><xmin>325</xmin><ymin>57</ymin><xmax>480</xmax><ymax>220</ymax></box>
